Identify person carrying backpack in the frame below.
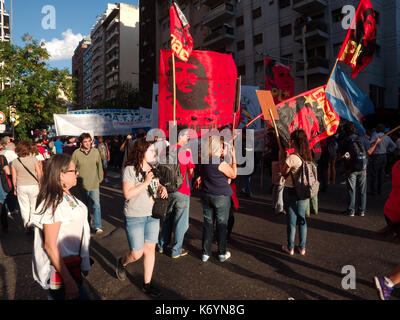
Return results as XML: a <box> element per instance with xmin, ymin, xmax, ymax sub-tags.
<box><xmin>157</xmin><ymin>128</ymin><xmax>195</xmax><ymax>259</ymax></box>
<box><xmin>280</xmin><ymin>129</ymin><xmax>316</xmax><ymax>256</ymax></box>
<box><xmin>338</xmin><ymin>121</ymin><xmax>370</xmax><ymax>217</ymax></box>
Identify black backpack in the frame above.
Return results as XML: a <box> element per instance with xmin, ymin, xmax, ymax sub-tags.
<box><xmin>346</xmin><ymin>137</ymin><xmax>367</xmax><ymax>172</ymax></box>
<box><xmin>154</xmin><ymin>146</ymin><xmax>185</xmax><ymax>193</ymax></box>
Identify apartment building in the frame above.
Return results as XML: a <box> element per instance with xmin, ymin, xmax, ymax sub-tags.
<box><xmin>83</xmin><ymin>43</ymin><xmax>92</xmax><ymax>108</ymax></box>
<box><xmin>143</xmin><ymin>0</ymin><xmax>400</xmax><ymax>110</ymax></box>
<box><xmin>72</xmin><ymin>36</ymin><xmax>91</xmax><ymax>107</ymax></box>
<box><xmin>0</xmin><ymin>0</ymin><xmax>10</xmax><ymax>91</ymax></box>
<box><xmin>90</xmin><ymin>3</ymin><xmax>139</xmax><ymax>105</ymax></box>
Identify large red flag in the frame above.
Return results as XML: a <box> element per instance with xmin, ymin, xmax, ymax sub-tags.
<box><xmin>265</xmin><ymin>58</ymin><xmax>294</xmax><ymax>105</ymax></box>
<box><xmin>170</xmin><ymin>2</ymin><xmax>193</xmax><ymax>62</ymax></box>
<box><xmin>275</xmin><ymin>86</ymin><xmax>340</xmax><ymax>149</ymax></box>
<box><xmin>159</xmin><ymin>49</ymin><xmax>238</xmax><ymax>136</ymax></box>
<box><xmin>337</xmin><ymin>0</ymin><xmax>376</xmax><ymax>78</ymax></box>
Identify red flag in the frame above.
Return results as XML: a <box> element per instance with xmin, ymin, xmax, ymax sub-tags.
<box><xmin>159</xmin><ymin>49</ymin><xmax>238</xmax><ymax>136</ymax></box>
<box><xmin>265</xmin><ymin>58</ymin><xmax>294</xmax><ymax>105</ymax></box>
<box><xmin>275</xmin><ymin>86</ymin><xmax>340</xmax><ymax>149</ymax></box>
<box><xmin>337</xmin><ymin>0</ymin><xmax>376</xmax><ymax>78</ymax></box>
<box><xmin>170</xmin><ymin>2</ymin><xmax>193</xmax><ymax>62</ymax></box>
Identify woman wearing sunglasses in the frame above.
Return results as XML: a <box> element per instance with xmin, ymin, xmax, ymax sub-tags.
<box><xmin>32</xmin><ymin>153</ymin><xmax>91</xmax><ymax>300</ymax></box>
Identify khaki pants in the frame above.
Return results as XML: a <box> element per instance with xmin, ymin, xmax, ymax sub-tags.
<box><xmin>17</xmin><ymin>184</ymin><xmax>39</xmax><ymax>228</ymax></box>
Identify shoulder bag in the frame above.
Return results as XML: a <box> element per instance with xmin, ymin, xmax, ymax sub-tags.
<box><xmin>17</xmin><ymin>158</ymin><xmax>39</xmax><ymax>183</ymax></box>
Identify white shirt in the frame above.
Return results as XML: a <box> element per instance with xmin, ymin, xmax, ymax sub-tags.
<box><xmin>0</xmin><ymin>150</ymin><xmax>18</xmax><ymax>164</ymax></box>
<box><xmin>32</xmin><ymin>194</ymin><xmax>91</xmax><ymax>289</ymax></box>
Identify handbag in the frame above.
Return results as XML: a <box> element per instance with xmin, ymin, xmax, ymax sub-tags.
<box><xmin>151</xmin><ymin>197</ymin><xmax>169</xmax><ymax>220</ymax></box>
<box><xmin>0</xmin><ymin>156</ymin><xmax>11</xmax><ymax>193</ymax></box>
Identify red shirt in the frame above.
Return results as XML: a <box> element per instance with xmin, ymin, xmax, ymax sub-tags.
<box><xmin>175</xmin><ymin>144</ymin><xmax>195</xmax><ymax>196</ymax></box>
<box><xmin>384</xmin><ymin>160</ymin><xmax>400</xmax><ymax>223</ymax></box>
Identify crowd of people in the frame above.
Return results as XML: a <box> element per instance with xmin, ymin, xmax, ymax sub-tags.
<box><xmin>0</xmin><ymin>120</ymin><xmax>399</xmax><ymax>300</ymax></box>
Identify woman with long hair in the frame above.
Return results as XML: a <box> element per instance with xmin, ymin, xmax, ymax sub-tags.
<box><xmin>32</xmin><ymin>154</ymin><xmax>91</xmax><ymax>300</ymax></box>
<box><xmin>197</xmin><ymin>135</ymin><xmax>237</xmax><ymax>263</ymax></box>
<box><xmin>280</xmin><ymin>129</ymin><xmax>312</xmax><ymax>256</ymax></box>
<box><xmin>115</xmin><ymin>138</ymin><xmax>167</xmax><ymax>298</ymax></box>
<box><xmin>12</xmin><ymin>140</ymin><xmax>42</xmax><ymax>230</ymax></box>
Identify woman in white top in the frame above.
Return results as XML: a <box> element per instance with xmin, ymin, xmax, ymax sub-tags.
<box><xmin>32</xmin><ymin>153</ymin><xmax>91</xmax><ymax>300</ymax></box>
<box><xmin>280</xmin><ymin>129</ymin><xmax>312</xmax><ymax>256</ymax></box>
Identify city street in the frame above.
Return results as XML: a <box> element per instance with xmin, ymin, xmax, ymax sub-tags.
<box><xmin>0</xmin><ymin>167</ymin><xmax>399</xmax><ymax>302</ymax></box>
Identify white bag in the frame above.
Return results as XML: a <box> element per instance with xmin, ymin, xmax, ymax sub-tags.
<box><xmin>31</xmin><ymin>219</ymin><xmax>51</xmax><ymax>289</ymax></box>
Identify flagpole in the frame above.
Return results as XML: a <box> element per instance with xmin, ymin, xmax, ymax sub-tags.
<box><xmin>172</xmin><ymin>53</ymin><xmax>177</xmax><ymax>123</ymax></box>
<box><xmin>326</xmin><ymin>58</ymin><xmax>339</xmax><ymax>88</ymax></box>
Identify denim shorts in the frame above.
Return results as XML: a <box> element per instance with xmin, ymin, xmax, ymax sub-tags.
<box><xmin>125</xmin><ymin>216</ymin><xmax>160</xmax><ymax>251</ymax></box>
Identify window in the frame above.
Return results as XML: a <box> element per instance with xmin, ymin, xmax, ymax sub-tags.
<box><xmin>370</xmin><ymin>84</ymin><xmax>385</xmax><ymax>109</ymax></box>
<box><xmin>236</xmin><ymin>15</ymin><xmax>244</xmax><ymax>26</ymax></box>
<box><xmin>238</xmin><ymin>65</ymin><xmax>246</xmax><ymax>76</ymax></box>
<box><xmin>252</xmin><ymin>7</ymin><xmax>262</xmax><ymax>19</ymax></box>
<box><xmin>281</xmin><ymin>54</ymin><xmax>293</xmax><ymax>65</ymax></box>
<box><xmin>279</xmin><ymin>0</ymin><xmax>290</xmax><ymax>9</ymax></box>
<box><xmin>237</xmin><ymin>40</ymin><xmax>245</xmax><ymax>51</ymax></box>
<box><xmin>375</xmin><ymin>44</ymin><xmax>381</xmax><ymax>57</ymax></box>
<box><xmin>332</xmin><ymin>8</ymin><xmax>343</xmax><ymax>23</ymax></box>
<box><xmin>280</xmin><ymin>24</ymin><xmax>292</xmax><ymax>37</ymax></box>
<box><xmin>254</xmin><ymin>60</ymin><xmax>264</xmax><ymax>72</ymax></box>
<box><xmin>375</xmin><ymin>11</ymin><xmax>380</xmax><ymax>24</ymax></box>
<box><xmin>253</xmin><ymin>33</ymin><xmax>263</xmax><ymax>45</ymax></box>
<box><xmin>307</xmin><ymin>45</ymin><xmax>326</xmax><ymax>58</ymax></box>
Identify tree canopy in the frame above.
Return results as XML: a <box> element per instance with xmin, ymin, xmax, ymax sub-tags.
<box><xmin>0</xmin><ymin>34</ymin><xmax>73</xmax><ymax>139</ymax></box>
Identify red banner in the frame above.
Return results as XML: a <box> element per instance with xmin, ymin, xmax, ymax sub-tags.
<box><xmin>159</xmin><ymin>50</ymin><xmax>238</xmax><ymax>136</ymax></box>
<box><xmin>338</xmin><ymin>0</ymin><xmax>376</xmax><ymax>78</ymax></box>
<box><xmin>265</xmin><ymin>58</ymin><xmax>295</xmax><ymax>105</ymax></box>
<box><xmin>170</xmin><ymin>2</ymin><xmax>193</xmax><ymax>62</ymax></box>
<box><xmin>275</xmin><ymin>86</ymin><xmax>340</xmax><ymax>149</ymax></box>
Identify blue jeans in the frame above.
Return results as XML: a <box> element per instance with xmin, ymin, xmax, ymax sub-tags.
<box><xmin>84</xmin><ymin>189</ymin><xmax>102</xmax><ymax>230</ymax></box>
<box><xmin>284</xmin><ymin>188</ymin><xmax>308</xmax><ymax>250</ymax></box>
<box><xmin>370</xmin><ymin>154</ymin><xmax>387</xmax><ymax>194</ymax></box>
<box><xmin>158</xmin><ymin>192</ymin><xmax>190</xmax><ymax>257</ymax></box>
<box><xmin>346</xmin><ymin>170</ymin><xmax>367</xmax><ymax>214</ymax></box>
<box><xmin>125</xmin><ymin>216</ymin><xmax>160</xmax><ymax>251</ymax></box>
<box><xmin>201</xmin><ymin>193</ymin><xmax>231</xmax><ymax>256</ymax></box>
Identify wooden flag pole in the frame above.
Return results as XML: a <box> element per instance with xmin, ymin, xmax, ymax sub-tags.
<box><xmin>326</xmin><ymin>58</ymin><xmax>339</xmax><ymax>88</ymax></box>
<box><xmin>269</xmin><ymin>109</ymin><xmax>282</xmax><ymax>151</ymax></box>
<box><xmin>260</xmin><ymin>119</ymin><xmax>267</xmax><ymax>188</ymax></box>
<box><xmin>172</xmin><ymin>53</ymin><xmax>177</xmax><ymax>123</ymax></box>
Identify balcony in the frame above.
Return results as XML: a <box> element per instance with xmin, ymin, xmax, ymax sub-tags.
<box><xmin>106</xmin><ymin>53</ymin><xmax>119</xmax><ymax>65</ymax></box>
<box><xmin>106</xmin><ymin>17</ymin><xmax>119</xmax><ymax>31</ymax></box>
<box><xmin>106</xmin><ymin>66</ymin><xmax>119</xmax><ymax>78</ymax></box>
<box><xmin>106</xmin><ymin>79</ymin><xmax>119</xmax><ymax>89</ymax></box>
<box><xmin>292</xmin><ymin>0</ymin><xmax>327</xmax><ymax>14</ymax></box>
<box><xmin>296</xmin><ymin>56</ymin><xmax>330</xmax><ymax>76</ymax></box>
<box><xmin>106</xmin><ymin>28</ymin><xmax>119</xmax><ymax>43</ymax></box>
<box><xmin>202</xmin><ymin>3</ymin><xmax>235</xmax><ymax>28</ymax></box>
<box><xmin>203</xmin><ymin>24</ymin><xmax>234</xmax><ymax>48</ymax></box>
<box><xmin>105</xmin><ymin>42</ymin><xmax>119</xmax><ymax>55</ymax></box>
<box><xmin>294</xmin><ymin>21</ymin><xmax>329</xmax><ymax>44</ymax></box>
<box><xmin>202</xmin><ymin>0</ymin><xmax>226</xmax><ymax>7</ymax></box>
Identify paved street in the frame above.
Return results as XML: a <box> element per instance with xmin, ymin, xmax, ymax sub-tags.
<box><xmin>0</xmin><ymin>167</ymin><xmax>399</xmax><ymax>301</ymax></box>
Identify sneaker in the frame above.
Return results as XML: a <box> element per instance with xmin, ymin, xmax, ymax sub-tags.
<box><xmin>157</xmin><ymin>246</ymin><xmax>164</xmax><ymax>254</ymax></box>
<box><xmin>172</xmin><ymin>248</ymin><xmax>188</xmax><ymax>259</ymax></box>
<box><xmin>142</xmin><ymin>282</ymin><xmax>161</xmax><ymax>298</ymax></box>
<box><xmin>218</xmin><ymin>251</ymin><xmax>231</xmax><ymax>262</ymax></box>
<box><xmin>359</xmin><ymin>212</ymin><xmax>365</xmax><ymax>217</ymax></box>
<box><xmin>305</xmin><ymin>213</ymin><xmax>311</xmax><ymax>218</ymax></box>
<box><xmin>201</xmin><ymin>254</ymin><xmax>210</xmax><ymax>262</ymax></box>
<box><xmin>95</xmin><ymin>228</ymin><xmax>104</xmax><ymax>234</ymax></box>
<box><xmin>348</xmin><ymin>212</ymin><xmax>355</xmax><ymax>217</ymax></box>
<box><xmin>299</xmin><ymin>248</ymin><xmax>306</xmax><ymax>256</ymax></box>
<box><xmin>115</xmin><ymin>257</ymin><xmax>127</xmax><ymax>281</ymax></box>
<box><xmin>282</xmin><ymin>245</ymin><xmax>294</xmax><ymax>256</ymax></box>
<box><xmin>374</xmin><ymin>276</ymin><xmax>394</xmax><ymax>300</ymax></box>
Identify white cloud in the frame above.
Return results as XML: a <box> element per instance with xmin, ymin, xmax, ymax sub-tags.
<box><xmin>41</xmin><ymin>29</ymin><xmax>84</xmax><ymax>61</ymax></box>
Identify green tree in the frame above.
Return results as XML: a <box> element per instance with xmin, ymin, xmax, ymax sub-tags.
<box><xmin>0</xmin><ymin>34</ymin><xmax>74</xmax><ymax>139</ymax></box>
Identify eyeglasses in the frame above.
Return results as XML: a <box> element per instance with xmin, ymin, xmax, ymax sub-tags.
<box><xmin>63</xmin><ymin>169</ymin><xmax>78</xmax><ymax>174</ymax></box>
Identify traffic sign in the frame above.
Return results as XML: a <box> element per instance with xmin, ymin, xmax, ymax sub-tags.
<box><xmin>0</xmin><ymin>111</ymin><xmax>5</xmax><ymax>124</ymax></box>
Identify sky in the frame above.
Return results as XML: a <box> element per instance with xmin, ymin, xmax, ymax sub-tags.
<box><xmin>7</xmin><ymin>0</ymin><xmax>139</xmax><ymax>72</ymax></box>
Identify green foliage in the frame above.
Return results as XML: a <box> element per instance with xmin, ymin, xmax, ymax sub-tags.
<box><xmin>0</xmin><ymin>34</ymin><xmax>74</xmax><ymax>139</ymax></box>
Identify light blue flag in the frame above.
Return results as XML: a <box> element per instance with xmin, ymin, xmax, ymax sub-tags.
<box><xmin>326</xmin><ymin>65</ymin><xmax>375</xmax><ymax>135</ymax></box>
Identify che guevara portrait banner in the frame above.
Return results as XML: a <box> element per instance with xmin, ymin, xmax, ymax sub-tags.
<box><xmin>158</xmin><ymin>49</ymin><xmax>239</xmax><ymax>136</ymax></box>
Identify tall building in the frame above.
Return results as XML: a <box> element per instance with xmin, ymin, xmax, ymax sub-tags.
<box><xmin>90</xmin><ymin>3</ymin><xmax>139</xmax><ymax>105</ymax></box>
<box><xmin>0</xmin><ymin>0</ymin><xmax>11</xmax><ymax>91</ymax></box>
<box><xmin>144</xmin><ymin>0</ymin><xmax>400</xmax><ymax>110</ymax></box>
<box><xmin>0</xmin><ymin>0</ymin><xmax>10</xmax><ymax>43</ymax></box>
<box><xmin>83</xmin><ymin>43</ymin><xmax>92</xmax><ymax>108</ymax></box>
<box><xmin>72</xmin><ymin>36</ymin><xmax>91</xmax><ymax>107</ymax></box>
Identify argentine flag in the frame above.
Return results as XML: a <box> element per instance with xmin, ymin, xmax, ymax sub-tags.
<box><xmin>325</xmin><ymin>65</ymin><xmax>375</xmax><ymax>135</ymax></box>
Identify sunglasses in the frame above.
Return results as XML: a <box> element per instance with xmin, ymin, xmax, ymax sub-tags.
<box><xmin>63</xmin><ymin>169</ymin><xmax>78</xmax><ymax>174</ymax></box>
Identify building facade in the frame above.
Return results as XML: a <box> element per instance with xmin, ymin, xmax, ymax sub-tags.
<box><xmin>0</xmin><ymin>0</ymin><xmax>10</xmax><ymax>91</ymax></box>
<box><xmin>90</xmin><ymin>3</ymin><xmax>139</xmax><ymax>105</ymax></box>
<box><xmin>83</xmin><ymin>43</ymin><xmax>92</xmax><ymax>108</ymax></box>
<box><xmin>72</xmin><ymin>36</ymin><xmax>91</xmax><ymax>107</ymax></box>
<box><xmin>143</xmin><ymin>0</ymin><xmax>400</xmax><ymax>110</ymax></box>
